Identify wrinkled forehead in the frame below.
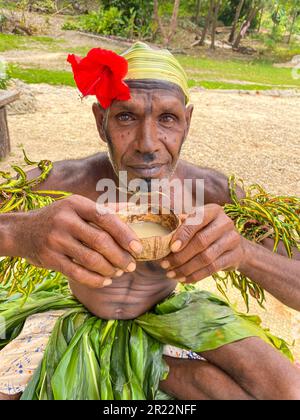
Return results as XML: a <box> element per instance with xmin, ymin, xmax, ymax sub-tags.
<box><xmin>112</xmin><ymin>79</ymin><xmax>186</xmax><ymax>110</ymax></box>
<box><xmin>127</xmin><ymin>79</ymin><xmax>185</xmax><ymax>101</ymax></box>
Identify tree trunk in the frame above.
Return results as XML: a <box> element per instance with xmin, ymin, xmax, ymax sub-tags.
<box><xmin>229</xmin><ymin>0</ymin><xmax>245</xmax><ymax>43</ymax></box>
<box><xmin>287</xmin><ymin>8</ymin><xmax>298</xmax><ymax>44</ymax></box>
<box><xmin>233</xmin><ymin>2</ymin><xmax>260</xmax><ymax>49</ymax></box>
<box><xmin>195</xmin><ymin>0</ymin><xmax>202</xmax><ymax>24</ymax></box>
<box><xmin>166</xmin><ymin>0</ymin><xmax>181</xmax><ymax>45</ymax></box>
<box><xmin>210</xmin><ymin>0</ymin><xmax>222</xmax><ymax>50</ymax></box>
<box><xmin>153</xmin><ymin>0</ymin><xmax>168</xmax><ymax>46</ymax></box>
<box><xmin>153</xmin><ymin>0</ymin><xmax>181</xmax><ymax>47</ymax></box>
<box><xmin>199</xmin><ymin>0</ymin><xmax>214</xmax><ymax>46</ymax></box>
<box><xmin>257</xmin><ymin>5</ymin><xmax>264</xmax><ymax>33</ymax></box>
<box><xmin>0</xmin><ymin>107</ymin><xmax>10</xmax><ymax>159</ymax></box>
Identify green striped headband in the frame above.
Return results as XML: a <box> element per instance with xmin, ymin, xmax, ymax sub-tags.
<box><xmin>121</xmin><ymin>42</ymin><xmax>190</xmax><ymax>103</ymax></box>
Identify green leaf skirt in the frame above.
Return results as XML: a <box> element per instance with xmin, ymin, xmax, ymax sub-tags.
<box><xmin>0</xmin><ymin>273</ymin><xmax>293</xmax><ymax>400</ymax></box>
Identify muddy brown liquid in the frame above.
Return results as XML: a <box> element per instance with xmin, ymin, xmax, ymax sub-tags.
<box><xmin>128</xmin><ymin>221</ymin><xmax>171</xmax><ymax>238</ymax></box>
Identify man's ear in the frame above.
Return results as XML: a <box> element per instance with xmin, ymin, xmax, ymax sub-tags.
<box><xmin>92</xmin><ymin>102</ymin><xmax>107</xmax><ymax>143</ymax></box>
<box><xmin>185</xmin><ymin>104</ymin><xmax>194</xmax><ymax>131</ymax></box>
<box><xmin>183</xmin><ymin>104</ymin><xmax>194</xmax><ymax>141</ymax></box>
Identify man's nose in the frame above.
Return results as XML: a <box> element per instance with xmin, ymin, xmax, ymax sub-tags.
<box><xmin>135</xmin><ymin>118</ymin><xmax>160</xmax><ymax>154</ymax></box>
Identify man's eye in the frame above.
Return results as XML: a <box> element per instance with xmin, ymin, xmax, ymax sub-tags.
<box><xmin>117</xmin><ymin>113</ymin><xmax>134</xmax><ymax>122</ymax></box>
<box><xmin>160</xmin><ymin>114</ymin><xmax>176</xmax><ymax>123</ymax></box>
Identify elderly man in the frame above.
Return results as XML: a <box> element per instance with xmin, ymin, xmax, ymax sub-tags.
<box><xmin>0</xmin><ymin>42</ymin><xmax>300</xmax><ymax>400</ymax></box>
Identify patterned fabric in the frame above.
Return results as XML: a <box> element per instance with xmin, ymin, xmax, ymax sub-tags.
<box><xmin>0</xmin><ymin>310</ymin><xmax>201</xmax><ymax>396</ymax></box>
<box><xmin>0</xmin><ymin>310</ymin><xmax>65</xmax><ymax>395</ymax></box>
<box><xmin>163</xmin><ymin>345</ymin><xmax>203</xmax><ymax>360</ymax></box>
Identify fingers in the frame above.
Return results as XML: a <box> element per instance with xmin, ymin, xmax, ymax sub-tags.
<box><xmin>165</xmin><ymin>215</ymin><xmax>235</xmax><ymax>269</ymax></box>
<box><xmin>164</xmin><ymin>231</ymin><xmax>240</xmax><ymax>282</ymax></box>
<box><xmin>48</xmin><ymin>253</ymin><xmax>112</xmax><ymax>289</ymax></box>
<box><xmin>67</xmin><ymin>195</ymin><xmax>143</xmax><ymax>257</ymax></box>
<box><xmin>66</xmin><ymin>217</ymin><xmax>136</xmax><ymax>272</ymax></box>
<box><xmin>181</xmin><ymin>250</ymin><xmax>238</xmax><ymax>284</ymax></box>
<box><xmin>62</xmin><ymin>237</ymin><xmax>123</xmax><ymax>278</ymax></box>
<box><xmin>189</xmin><ymin>249</ymin><xmax>236</xmax><ymax>283</ymax></box>
<box><xmin>170</xmin><ymin>204</ymin><xmax>222</xmax><ymax>253</ymax></box>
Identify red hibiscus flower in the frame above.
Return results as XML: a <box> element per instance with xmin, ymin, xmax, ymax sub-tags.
<box><xmin>67</xmin><ymin>48</ymin><xmax>130</xmax><ymax>109</ymax></box>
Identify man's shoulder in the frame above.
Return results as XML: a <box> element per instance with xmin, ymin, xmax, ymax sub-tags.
<box><xmin>74</xmin><ymin>152</ymin><xmax>109</xmax><ymax>175</ymax></box>
<box><xmin>67</xmin><ymin>152</ymin><xmax>107</xmax><ymax>168</ymax></box>
<box><xmin>178</xmin><ymin>160</ymin><xmax>234</xmax><ymax>206</ymax></box>
<box><xmin>32</xmin><ymin>152</ymin><xmax>110</xmax><ymax>197</ymax></box>
<box><xmin>57</xmin><ymin>152</ymin><xmax>110</xmax><ymax>195</ymax></box>
<box><xmin>50</xmin><ymin>152</ymin><xmax>107</xmax><ymax>180</ymax></box>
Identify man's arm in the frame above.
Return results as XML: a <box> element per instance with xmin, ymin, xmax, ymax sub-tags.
<box><xmin>239</xmin><ymin>238</ymin><xmax>300</xmax><ymax>310</ymax></box>
<box><xmin>0</xmin><ymin>213</ymin><xmax>22</xmax><ymax>257</ymax></box>
<box><xmin>0</xmin><ymin>152</ymin><xmax>107</xmax><ymax>258</ymax></box>
<box><xmin>163</xmin><ymin>164</ymin><xmax>300</xmax><ymax>310</ymax></box>
<box><xmin>0</xmin><ymin>195</ymin><xmax>142</xmax><ymax>289</ymax></box>
<box><xmin>0</xmin><ymin>152</ymin><xmax>146</xmax><ymax>292</ymax></box>
<box><xmin>162</xmin><ymin>204</ymin><xmax>300</xmax><ymax>311</ymax></box>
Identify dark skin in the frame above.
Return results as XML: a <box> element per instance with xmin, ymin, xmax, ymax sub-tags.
<box><xmin>0</xmin><ymin>80</ymin><xmax>300</xmax><ymax>400</ymax></box>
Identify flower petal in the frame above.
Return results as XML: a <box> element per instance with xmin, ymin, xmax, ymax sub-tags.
<box><xmin>68</xmin><ymin>48</ymin><xmax>130</xmax><ymax>108</ymax></box>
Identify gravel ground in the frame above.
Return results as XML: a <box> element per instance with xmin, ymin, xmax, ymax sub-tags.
<box><xmin>1</xmin><ymin>83</ymin><xmax>300</xmax><ymax>360</ymax></box>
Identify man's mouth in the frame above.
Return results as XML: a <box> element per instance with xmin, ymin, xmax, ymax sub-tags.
<box><xmin>127</xmin><ymin>164</ymin><xmax>164</xmax><ymax>177</ymax></box>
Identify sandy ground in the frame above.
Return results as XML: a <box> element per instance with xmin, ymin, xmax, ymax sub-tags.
<box><xmin>1</xmin><ymin>83</ymin><xmax>300</xmax><ymax>360</ymax></box>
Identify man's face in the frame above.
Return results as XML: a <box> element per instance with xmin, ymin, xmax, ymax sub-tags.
<box><xmin>93</xmin><ymin>80</ymin><xmax>193</xmax><ymax>184</ymax></box>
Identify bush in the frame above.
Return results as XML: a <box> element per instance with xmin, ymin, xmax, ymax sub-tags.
<box><xmin>0</xmin><ymin>14</ymin><xmax>8</xmax><ymax>33</ymax></box>
<box><xmin>80</xmin><ymin>6</ymin><xmax>126</xmax><ymax>36</ymax></box>
<box><xmin>62</xmin><ymin>19</ymin><xmax>81</xmax><ymax>31</ymax></box>
<box><xmin>101</xmin><ymin>0</ymin><xmax>153</xmax><ymax>29</ymax></box>
<box><xmin>270</xmin><ymin>23</ymin><xmax>286</xmax><ymax>43</ymax></box>
<box><xmin>66</xmin><ymin>5</ymin><xmax>153</xmax><ymax>39</ymax></box>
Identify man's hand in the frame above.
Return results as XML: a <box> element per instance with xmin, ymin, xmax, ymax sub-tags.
<box><xmin>160</xmin><ymin>204</ymin><xmax>246</xmax><ymax>283</ymax></box>
<box><xmin>13</xmin><ymin>195</ymin><xmax>143</xmax><ymax>288</ymax></box>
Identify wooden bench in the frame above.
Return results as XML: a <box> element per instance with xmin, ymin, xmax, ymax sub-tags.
<box><xmin>0</xmin><ymin>90</ymin><xmax>19</xmax><ymax>159</ymax></box>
